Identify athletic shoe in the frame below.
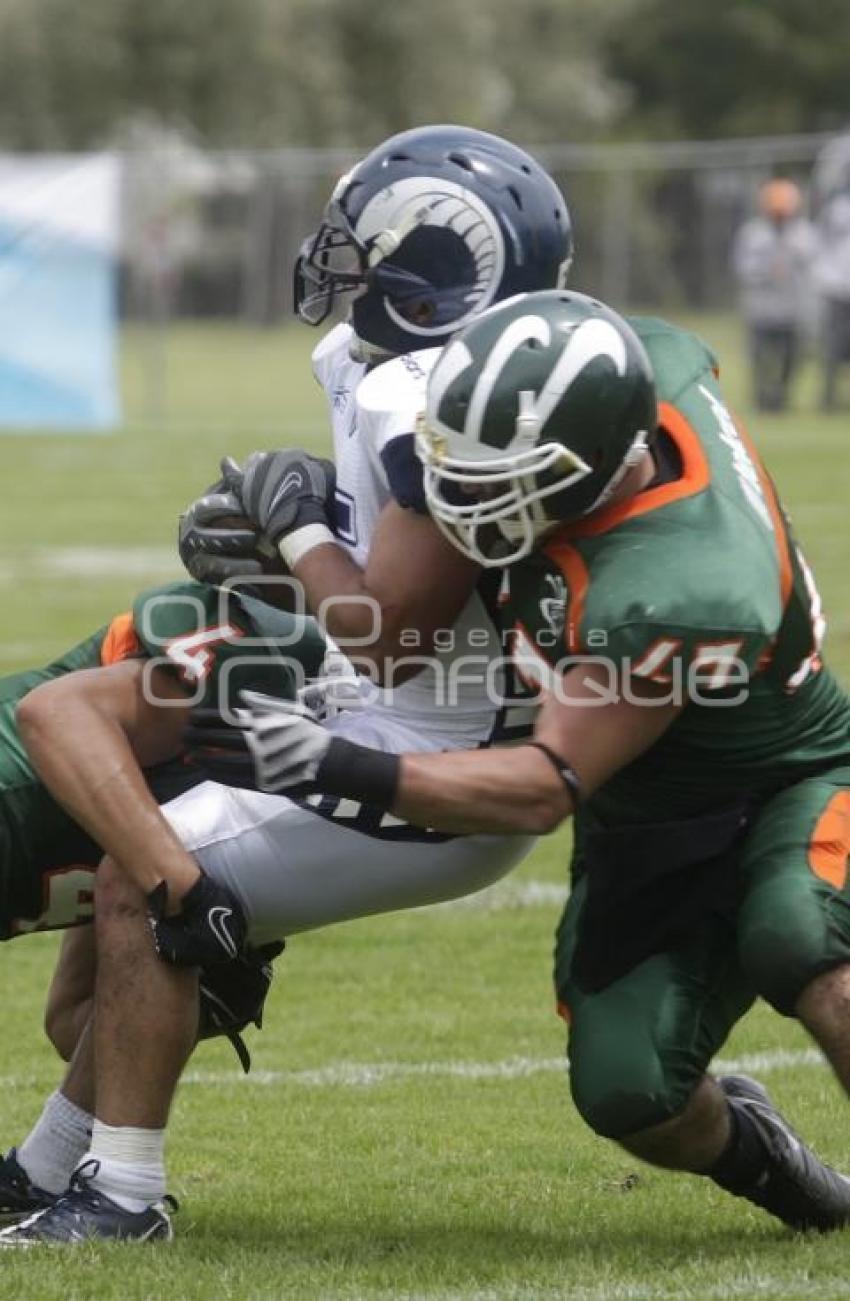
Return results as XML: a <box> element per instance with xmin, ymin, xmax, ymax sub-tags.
<box><xmin>0</xmin><ymin>1149</ymin><xmax>56</xmax><ymax>1221</ymax></box>
<box><xmin>719</xmin><ymin>1074</ymin><xmax>850</xmax><ymax>1232</ymax></box>
<box><xmin>0</xmin><ymin>1161</ymin><xmax>176</xmax><ymax>1245</ymax></box>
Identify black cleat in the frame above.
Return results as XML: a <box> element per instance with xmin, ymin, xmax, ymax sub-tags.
<box><xmin>0</xmin><ymin>1149</ymin><xmax>56</xmax><ymax>1221</ymax></box>
<box><xmin>719</xmin><ymin>1074</ymin><xmax>850</xmax><ymax>1232</ymax></box>
<box><xmin>0</xmin><ymin>1161</ymin><xmax>176</xmax><ymax>1246</ymax></box>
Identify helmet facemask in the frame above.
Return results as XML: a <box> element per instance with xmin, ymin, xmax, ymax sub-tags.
<box><xmin>419</xmin><ymin>425</ymin><xmax>651</xmax><ymax>566</ymax></box>
<box><xmin>293</xmin><ymin>188</ymin><xmax>369</xmax><ymax>328</ymax></box>
<box><xmin>418</xmin><ymin>420</ymin><xmax>594</xmax><ymax>567</ymax></box>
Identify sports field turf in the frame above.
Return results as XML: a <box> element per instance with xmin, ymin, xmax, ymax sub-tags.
<box><xmin>0</xmin><ymin>315</ymin><xmax>848</xmax><ymax>1298</ymax></box>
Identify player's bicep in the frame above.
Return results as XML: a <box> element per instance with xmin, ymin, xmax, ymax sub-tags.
<box><xmin>534</xmin><ymin>660</ymin><xmax>682</xmax><ymax>797</ymax></box>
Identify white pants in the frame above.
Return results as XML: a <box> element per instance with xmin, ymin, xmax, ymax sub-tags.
<box><xmin>162</xmin><ymin>707</ymin><xmax>535</xmax><ymax>945</ymax></box>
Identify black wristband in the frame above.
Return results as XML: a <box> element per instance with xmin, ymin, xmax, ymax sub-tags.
<box><xmin>526</xmin><ymin>741</ymin><xmax>582</xmax><ymax>803</ymax></box>
<box><xmin>315</xmin><ymin>737</ymin><xmax>401</xmax><ymax>809</ymax></box>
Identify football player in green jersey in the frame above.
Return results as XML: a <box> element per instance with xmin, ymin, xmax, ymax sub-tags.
<box><xmin>0</xmin><ymin>579</ymin><xmax>325</xmax><ymax>942</ymax></box>
<box><xmin>0</xmin><ymin>579</ymin><xmax>325</xmax><ymax>1212</ymax></box>
<box><xmin>209</xmin><ymin>289</ymin><xmax>850</xmax><ymax>1233</ymax></box>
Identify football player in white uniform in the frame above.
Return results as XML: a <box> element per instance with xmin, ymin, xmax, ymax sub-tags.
<box><xmin>0</xmin><ymin>127</ymin><xmax>573</xmax><ymax>1243</ymax></box>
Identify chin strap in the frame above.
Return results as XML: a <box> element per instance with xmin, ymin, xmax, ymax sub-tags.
<box><xmin>347</xmin><ymin>331</ymin><xmax>395</xmax><ymax>365</ymax></box>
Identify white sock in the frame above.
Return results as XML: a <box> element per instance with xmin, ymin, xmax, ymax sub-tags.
<box><xmin>17</xmin><ymin>1090</ymin><xmax>93</xmax><ymax>1195</ymax></box>
<box><xmin>82</xmin><ymin>1120</ymin><xmax>166</xmax><ymax>1213</ymax></box>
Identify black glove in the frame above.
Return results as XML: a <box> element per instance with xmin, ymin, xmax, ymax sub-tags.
<box><xmin>198</xmin><ymin>940</ymin><xmax>284</xmax><ymax>1074</ymax></box>
<box><xmin>178</xmin><ymin>458</ymin><xmax>267</xmax><ymax>586</ymax></box>
<box><xmin>148</xmin><ymin>871</ymin><xmax>248</xmax><ymax>968</ymax></box>
<box><xmin>238</xmin><ymin>450</ymin><xmax>336</xmax><ymax>547</ymax></box>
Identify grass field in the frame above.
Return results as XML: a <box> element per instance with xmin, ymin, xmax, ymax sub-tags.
<box><xmin>0</xmin><ymin>315</ymin><xmax>849</xmax><ymax>1298</ymax></box>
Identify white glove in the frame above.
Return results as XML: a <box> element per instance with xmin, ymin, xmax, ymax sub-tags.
<box><xmin>297</xmin><ymin>673</ymin><xmax>364</xmax><ymax>721</ymax></box>
<box><xmin>237</xmin><ymin>691</ymin><xmax>332</xmax><ymax>792</ymax></box>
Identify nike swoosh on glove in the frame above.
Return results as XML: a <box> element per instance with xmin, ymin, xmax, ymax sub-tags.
<box><xmin>237</xmin><ymin>450</ymin><xmax>336</xmax><ymax>546</ymax></box>
<box><xmin>148</xmin><ymin>872</ymin><xmax>248</xmax><ymax>968</ymax></box>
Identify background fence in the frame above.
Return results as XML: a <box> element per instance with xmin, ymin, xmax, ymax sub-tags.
<box><xmin>120</xmin><ymin>129</ymin><xmax>847</xmax><ymax>327</ymax></box>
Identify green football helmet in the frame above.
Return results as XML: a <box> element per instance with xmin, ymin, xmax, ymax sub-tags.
<box><xmin>417</xmin><ymin>289</ymin><xmax>657</xmax><ymax>566</ymax></box>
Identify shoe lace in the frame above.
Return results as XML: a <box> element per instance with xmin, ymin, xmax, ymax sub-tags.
<box><xmin>68</xmin><ymin>1159</ymin><xmax>179</xmax><ymax>1217</ymax></box>
<box><xmin>67</xmin><ymin>1158</ymin><xmax>103</xmax><ymax>1199</ymax></box>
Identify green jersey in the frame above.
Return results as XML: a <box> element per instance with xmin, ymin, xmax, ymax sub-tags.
<box><xmin>0</xmin><ymin>581</ymin><xmax>326</xmax><ymax>937</ymax></box>
<box><xmin>503</xmin><ymin>316</ymin><xmax>850</xmax><ymax>826</ymax></box>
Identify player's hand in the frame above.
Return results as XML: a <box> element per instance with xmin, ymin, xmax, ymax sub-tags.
<box><xmin>237</xmin><ymin>450</ymin><xmax>337</xmax><ymax>547</ymax></box>
<box><xmin>178</xmin><ymin>458</ymin><xmax>267</xmax><ymax>585</ymax></box>
<box><xmin>185</xmin><ymin>692</ymin><xmax>332</xmax><ymax>794</ymax></box>
<box><xmin>148</xmin><ymin>871</ymin><xmax>248</xmax><ymax>968</ymax></box>
<box><xmin>296</xmin><ymin>653</ymin><xmax>365</xmax><ymax>720</ymax></box>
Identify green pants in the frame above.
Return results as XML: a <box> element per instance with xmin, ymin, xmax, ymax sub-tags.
<box><xmin>555</xmin><ymin>767</ymin><xmax>850</xmax><ymax>1140</ymax></box>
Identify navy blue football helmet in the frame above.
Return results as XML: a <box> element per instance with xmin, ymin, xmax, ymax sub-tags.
<box><xmin>294</xmin><ymin>124</ymin><xmax>574</xmax><ymax>359</ymax></box>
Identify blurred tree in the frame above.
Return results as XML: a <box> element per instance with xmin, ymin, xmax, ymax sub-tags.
<box><xmin>0</xmin><ymin>0</ymin><xmax>845</xmax><ymax>152</ymax></box>
<box><xmin>606</xmin><ymin>0</ymin><xmax>850</xmax><ymax>138</ymax></box>
<box><xmin>0</xmin><ymin>0</ymin><xmax>635</xmax><ymax>150</ymax></box>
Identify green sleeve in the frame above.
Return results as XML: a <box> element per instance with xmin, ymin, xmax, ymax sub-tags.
<box><xmin>505</xmin><ymin>554</ymin><xmax>769</xmax><ymax>697</ymax></box>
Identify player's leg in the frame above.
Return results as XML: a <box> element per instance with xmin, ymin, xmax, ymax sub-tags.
<box><xmin>557</xmin><ymin>876</ymin><xmax>754</xmax><ymax>1171</ymax></box>
<box><xmin>0</xmin><ymin>1022</ymin><xmax>95</xmax><ymax>1218</ymax></box>
<box><xmin>737</xmin><ymin>768</ymin><xmax>850</xmax><ymax>1088</ymax></box>
<box><xmin>86</xmin><ymin>856</ymin><xmax>196</xmax><ymax>1202</ymax></box>
<box><xmin>0</xmin><ymin>773</ymin><xmax>531</xmax><ymax>1244</ymax></box>
<box><xmin>0</xmin><ymin>859</ymin><xmax>196</xmax><ymax>1245</ymax></box>
<box><xmin>708</xmin><ymin>770</ymin><xmax>850</xmax><ymax>1231</ymax></box>
<box><xmin>158</xmin><ymin>779</ymin><xmax>533</xmax><ymax>944</ymax></box>
<box><xmin>559</xmin><ymin>864</ymin><xmax>850</xmax><ymax>1232</ymax></box>
<box><xmin>749</xmin><ymin>324</ymin><xmax>775</xmax><ymax>411</ymax></box>
<box><xmin>0</xmin><ymin>929</ymin><xmax>99</xmax><ymax>1213</ymax></box>
<box><xmin>43</xmin><ymin>926</ymin><xmax>97</xmax><ymax>1062</ymax></box>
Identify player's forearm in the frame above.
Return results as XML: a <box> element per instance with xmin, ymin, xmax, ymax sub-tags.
<box><xmin>17</xmin><ymin>676</ymin><xmax>200</xmax><ymax>904</ymax></box>
<box><xmin>292</xmin><ymin>543</ymin><xmax>412</xmax><ymax>674</ymax></box>
<box><xmin>392</xmin><ymin>745</ymin><xmax>573</xmax><ymax>835</ymax></box>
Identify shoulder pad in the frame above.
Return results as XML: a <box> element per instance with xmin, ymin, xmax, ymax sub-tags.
<box><xmin>357</xmin><ymin>348</ymin><xmax>441</xmax><ymax>415</ymax></box>
<box><xmin>355</xmin><ymin>347</ymin><xmax>442</xmax><ymax>457</ymax></box>
<box><xmin>627</xmin><ymin>316</ymin><xmax>719</xmax><ymax>398</ymax></box>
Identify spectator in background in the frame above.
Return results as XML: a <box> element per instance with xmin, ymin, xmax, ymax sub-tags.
<box><xmin>732</xmin><ymin>178</ymin><xmax>817</xmax><ymax>412</ymax></box>
<box><xmin>813</xmin><ymin>185</ymin><xmax>850</xmax><ymax>411</ymax></box>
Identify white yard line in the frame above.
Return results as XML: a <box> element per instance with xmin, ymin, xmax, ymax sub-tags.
<box><xmin>178</xmin><ymin>1046</ymin><xmax>828</xmax><ymax>1091</ymax></box>
<box><xmin>0</xmin><ymin>1046</ymin><xmax>828</xmax><ymax>1103</ymax></box>
<box><xmin>433</xmin><ymin>880</ymin><xmax>568</xmax><ymax>912</ymax></box>
<box><xmin>430</xmin><ymin>1280</ymin><xmax>845</xmax><ymax>1301</ymax></box>
<box><xmin>0</xmin><ymin>546</ymin><xmax>179</xmax><ymax>585</ymax></box>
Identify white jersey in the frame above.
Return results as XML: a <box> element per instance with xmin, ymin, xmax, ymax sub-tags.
<box><xmin>311</xmin><ymin>323</ymin><xmax>529</xmax><ymax>745</ymax></box>
<box><xmin>155</xmin><ymin>326</ymin><xmax>538</xmax><ymax>920</ymax></box>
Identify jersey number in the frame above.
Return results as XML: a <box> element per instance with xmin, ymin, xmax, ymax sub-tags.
<box><xmin>165</xmin><ymin>623</ymin><xmax>242</xmax><ymax>684</ymax></box>
<box><xmin>14</xmin><ymin>867</ymin><xmax>95</xmax><ymax>934</ymax></box>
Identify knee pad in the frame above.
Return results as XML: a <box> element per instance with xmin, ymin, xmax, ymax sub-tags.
<box><xmin>568</xmin><ymin>1050</ymin><xmax>691</xmax><ymax>1140</ymax></box>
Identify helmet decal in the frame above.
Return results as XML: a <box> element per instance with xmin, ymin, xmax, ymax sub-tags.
<box><xmin>295</xmin><ymin>127</ymin><xmax>574</xmax><ymax>357</ymax></box>
<box><xmin>355</xmin><ymin>176</ymin><xmax>506</xmax><ymax>337</ymax></box>
<box><xmin>417</xmin><ymin>289</ymin><xmax>657</xmax><ymax>566</ymax></box>
<box><xmin>433</xmin><ymin>313</ymin><xmax>628</xmax><ymax>451</ymax></box>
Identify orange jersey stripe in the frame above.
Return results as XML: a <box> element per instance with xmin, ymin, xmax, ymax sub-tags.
<box><xmin>564</xmin><ymin>401</ymin><xmax>711</xmax><ymax>538</ymax></box>
<box><xmin>808</xmin><ymin>790</ymin><xmax>850</xmax><ymax>891</ymax></box>
<box><xmin>100</xmin><ymin>611</ymin><xmax>141</xmax><ymax>666</ymax></box>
